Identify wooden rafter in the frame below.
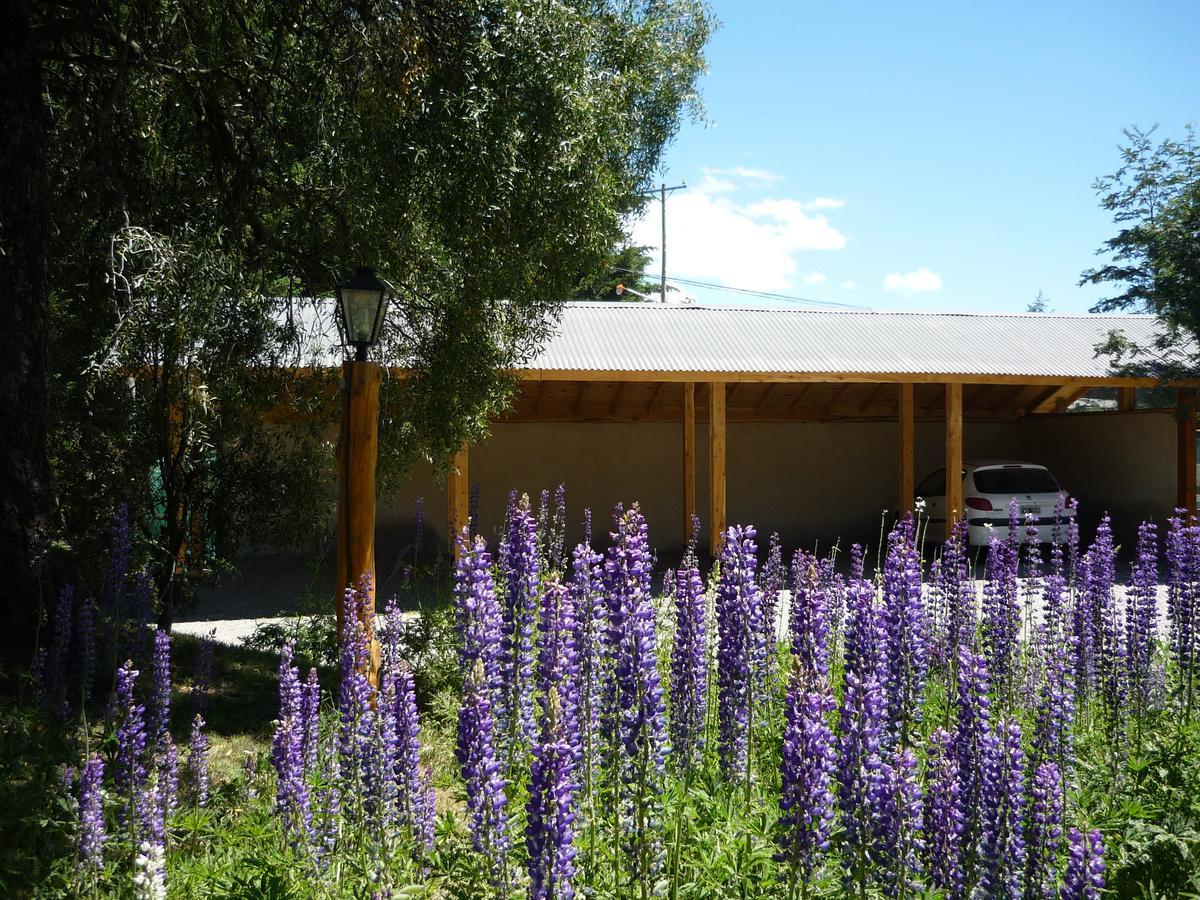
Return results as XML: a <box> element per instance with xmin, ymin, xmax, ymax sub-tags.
<box><xmin>532</xmin><ymin>380</ymin><xmax>549</xmax><ymax>416</ymax></box>
<box><xmin>1031</xmin><ymin>384</ymin><xmax>1090</xmax><ymax>414</ymax></box>
<box><xmin>609</xmin><ymin>382</ymin><xmax>626</xmax><ymax>418</ymax></box>
<box><xmin>645</xmin><ymin>381</ymin><xmax>666</xmax><ymax>416</ymax></box>
<box><xmin>754</xmin><ymin>383</ymin><xmax>778</xmax><ymax>416</ymax></box>
<box><xmin>857</xmin><ymin>383</ymin><xmax>887</xmax><ymax>414</ymax></box>
<box><xmin>822</xmin><ymin>384</ymin><xmax>854</xmax><ymax>417</ymax></box>
<box><xmin>788</xmin><ymin>384</ymin><xmax>812</xmax><ymax>414</ymax></box>
<box><xmin>571</xmin><ymin>381</ymin><xmax>588</xmax><ymax>417</ymax></box>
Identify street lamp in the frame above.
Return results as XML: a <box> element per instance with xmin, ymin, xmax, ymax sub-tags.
<box><xmin>335</xmin><ymin>267</ymin><xmax>393</xmax><ymax>361</ymax></box>
<box><xmin>335</xmin><ymin>265</ymin><xmax>390</xmax><ymax>686</ymax></box>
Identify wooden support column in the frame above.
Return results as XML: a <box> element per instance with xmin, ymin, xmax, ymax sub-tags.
<box><xmin>682</xmin><ymin>382</ymin><xmax>696</xmax><ymax>545</ymax></box>
<box><xmin>447</xmin><ymin>445</ymin><xmax>470</xmax><ymax>557</ymax></box>
<box><xmin>1178</xmin><ymin>388</ymin><xmax>1197</xmax><ymax>515</ymax></box>
<box><xmin>1118</xmin><ymin>387</ymin><xmax>1136</xmax><ymax>412</ymax></box>
<box><xmin>899</xmin><ymin>383</ymin><xmax>915</xmax><ymax>514</ymax></box>
<box><xmin>709</xmin><ymin>381</ymin><xmax>727</xmax><ymax>556</ymax></box>
<box><xmin>336</xmin><ymin>360</ymin><xmax>382</xmax><ymax>685</ymax></box>
<box><xmin>946</xmin><ymin>383</ymin><xmax>963</xmax><ymax>525</ymax></box>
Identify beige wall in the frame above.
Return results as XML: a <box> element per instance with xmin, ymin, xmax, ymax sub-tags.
<box><xmin>378</xmin><ymin>409</ymin><xmax>1178</xmax><ymax>558</ymax></box>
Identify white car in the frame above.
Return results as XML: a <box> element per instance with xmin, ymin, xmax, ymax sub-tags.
<box><xmin>916</xmin><ymin>460</ymin><xmax>1074</xmax><ymax>546</ymax></box>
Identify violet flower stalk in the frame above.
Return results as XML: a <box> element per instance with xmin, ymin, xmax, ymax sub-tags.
<box><xmin>715</xmin><ymin>524</ymin><xmax>764</xmax><ymax>781</ymax></box>
<box><xmin>669</xmin><ymin>518</ymin><xmax>707</xmax><ymax>773</ymax></box>
<box><xmin>1126</xmin><ymin>522</ymin><xmax>1159</xmax><ymax>719</ymax></box>
<box><xmin>953</xmin><ymin>646</ymin><xmax>992</xmax><ymax>890</ymax></box>
<box><xmin>881</xmin><ymin>514</ymin><xmax>928</xmax><ymax>747</ymax></box>
<box><xmin>1061</xmin><ymin>828</ymin><xmax>1105</xmax><ymax>899</ymax></box>
<box><xmin>941</xmin><ymin>519</ymin><xmax>976</xmax><ymax>658</ymax></box>
<box><xmin>77</xmin><ymin>754</ymin><xmax>107</xmax><ymax>870</ymax></box>
<box><xmin>982</xmin><ymin>509</ymin><xmax>1020</xmax><ymax>709</ymax></box>
<box><xmin>302</xmin><ymin>667</ymin><xmax>321</xmax><ymax>775</ymax></box>
<box><xmin>790</xmin><ymin>551</ymin><xmax>831</xmax><ymax>682</ymax></box>
<box><xmin>148</xmin><ymin>629</ymin><xmax>172</xmax><ymax>748</ymax></box>
<box><xmin>979</xmin><ymin>719</ymin><xmax>1026</xmax><ymax>898</ymax></box>
<box><xmin>192</xmin><ymin>629</ymin><xmax>215</xmax><ymax>720</ymax></box>
<box><xmin>453</xmin><ymin>532</ymin><xmax>504</xmax><ymax>704</ymax></box>
<box><xmin>1089</xmin><ymin>516</ymin><xmax>1126</xmax><ymax>728</ymax></box>
<box><xmin>187</xmin><ymin>713</ymin><xmax>210</xmax><ymax>807</ymax></box>
<box><xmin>776</xmin><ymin>656</ymin><xmax>837</xmax><ymax>894</ymax></box>
<box><xmin>1025</xmin><ymin>760</ymin><xmax>1064</xmax><ymax>900</ymax></box>
<box><xmin>393</xmin><ymin>661</ymin><xmax>436</xmax><ymax>851</ymax></box>
<box><xmin>76</xmin><ymin>595</ymin><xmax>97</xmax><ymax>703</ymax></box>
<box><xmin>570</xmin><ymin>510</ymin><xmax>606</xmax><ymax>803</ymax></box>
<box><xmin>337</xmin><ymin>582</ymin><xmax>376</xmax><ymax>791</ymax></box>
<box><xmin>1165</xmin><ymin>510</ymin><xmax>1198</xmax><ymax>703</ymax></box>
<box><xmin>1034</xmin><ymin>507</ymin><xmax>1076</xmax><ymax>775</ymax></box>
<box><xmin>761</xmin><ymin>532</ymin><xmax>785</xmax><ymax>681</ymax></box>
<box><xmin>156</xmin><ymin>733</ymin><xmax>178</xmax><ymax>820</ymax></box>
<box><xmin>457</xmin><ymin>658</ymin><xmax>510</xmax><ymax>890</ymax></box>
<box><xmin>114</xmin><ymin>660</ymin><xmax>148</xmax><ymax>826</ymax></box>
<box><xmin>869</xmin><ymin>746</ymin><xmax>924</xmax><ymax>891</ymax></box>
<box><xmin>273</xmin><ymin>640</ymin><xmax>311</xmax><ymax>842</ymax></box>
<box><xmin>500</xmin><ymin>494</ymin><xmax>540</xmax><ymax>751</ymax></box>
<box><xmin>923</xmin><ymin>728</ymin><xmax>964</xmax><ymax>896</ymax></box>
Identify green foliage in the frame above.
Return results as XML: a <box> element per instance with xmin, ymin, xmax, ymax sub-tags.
<box><xmin>573</xmin><ymin>243</ymin><xmax>657</xmax><ymax>300</ymax></box>
<box><xmin>1084</xmin><ymin>126</ymin><xmax>1200</xmax><ymax>379</ymax></box>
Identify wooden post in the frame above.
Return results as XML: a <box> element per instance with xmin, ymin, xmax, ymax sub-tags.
<box><xmin>682</xmin><ymin>382</ymin><xmax>696</xmax><ymax>545</ymax></box>
<box><xmin>709</xmin><ymin>381</ymin><xmax>727</xmax><ymax>556</ymax></box>
<box><xmin>1118</xmin><ymin>387</ymin><xmax>1136</xmax><ymax>412</ymax></box>
<box><xmin>946</xmin><ymin>383</ymin><xmax>963</xmax><ymax>525</ymax></box>
<box><xmin>447</xmin><ymin>445</ymin><xmax>470</xmax><ymax>557</ymax></box>
<box><xmin>1178</xmin><ymin>388</ymin><xmax>1197</xmax><ymax>515</ymax></box>
<box><xmin>336</xmin><ymin>360</ymin><xmax>382</xmax><ymax>686</ymax></box>
<box><xmin>898</xmin><ymin>383</ymin><xmax>915</xmax><ymax>514</ymax></box>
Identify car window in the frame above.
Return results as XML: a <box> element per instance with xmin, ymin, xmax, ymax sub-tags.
<box><xmin>972</xmin><ymin>467</ymin><xmax>1060</xmax><ymax>494</ymax></box>
<box><xmin>916</xmin><ymin>468</ymin><xmax>945</xmax><ymax>497</ymax></box>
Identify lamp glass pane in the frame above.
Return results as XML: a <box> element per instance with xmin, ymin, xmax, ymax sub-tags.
<box><xmin>341</xmin><ymin>288</ymin><xmax>383</xmax><ymax>345</ymax></box>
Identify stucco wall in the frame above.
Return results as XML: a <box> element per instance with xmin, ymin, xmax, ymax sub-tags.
<box><xmin>377</xmin><ymin>409</ymin><xmax>1177</xmax><ymax>558</ymax></box>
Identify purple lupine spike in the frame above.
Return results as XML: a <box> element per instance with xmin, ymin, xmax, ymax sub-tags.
<box><xmin>48</xmin><ymin>585</ymin><xmax>73</xmax><ymax>720</ymax></box>
<box><xmin>1127</xmin><ymin>522</ymin><xmax>1159</xmax><ymax>718</ymax></box>
<box><xmin>157</xmin><ymin>733</ymin><xmax>179</xmax><ymax>820</ymax></box>
<box><xmin>982</xmin><ymin>519</ymin><xmax>1021</xmax><ymax>708</ymax></box>
<box><xmin>670</xmin><ymin>533</ymin><xmax>708</xmax><ymax>773</ymax></box>
<box><xmin>1061</xmin><ymin>828</ymin><xmax>1105</xmax><ymax>899</ymax></box>
<box><xmin>1165</xmin><ymin>510</ymin><xmax>1199</xmax><ymax>704</ymax></box>
<box><xmin>193</xmin><ymin>629</ymin><xmax>215</xmax><ymax>720</ymax></box>
<box><xmin>790</xmin><ymin>550</ymin><xmax>830</xmax><ymax>682</ymax></box>
<box><xmin>941</xmin><ymin>519</ymin><xmax>976</xmax><ymax>657</ymax></box>
<box><xmin>187</xmin><ymin>714</ymin><xmax>210</xmax><ymax>807</ymax></box>
<box><xmin>1072</xmin><ymin>550</ymin><xmax>1096</xmax><ymax>702</ymax></box>
<box><xmin>133</xmin><ymin>779</ymin><xmax>167</xmax><ymax>900</ymax></box>
<box><xmin>570</xmin><ymin>514</ymin><xmax>606</xmax><ymax>794</ymax></box>
<box><xmin>393</xmin><ymin>661</ymin><xmax>436</xmax><ymax>851</ymax></box>
<box><xmin>77</xmin><ymin>754</ymin><xmax>106</xmax><ymax>869</ymax></box>
<box><xmin>75</xmin><ymin>595</ymin><xmax>97</xmax><ymax>703</ymax></box>
<box><xmin>537</xmin><ymin>581</ymin><xmax>580</xmax><ymax>752</ymax></box>
<box><xmin>602</xmin><ymin>502</ymin><xmax>668</xmax><ymax>885</ymax></box>
<box><xmin>776</xmin><ymin>657</ymin><xmax>837</xmax><ymax>892</ymax></box>
<box><xmin>527</xmin><ymin>686</ymin><xmax>578</xmax><ymax>900</ymax></box>
<box><xmin>1033</xmin><ymin>614</ymin><xmax>1076</xmax><ymax>779</ymax></box>
<box><xmin>870</xmin><ymin>746</ymin><xmax>924</xmax><ymax>891</ymax></box>
<box><xmin>924</xmin><ymin>728</ymin><xmax>964</xmax><ymax>895</ymax></box>
<box><xmin>954</xmin><ymin>645</ymin><xmax>992</xmax><ymax>889</ymax></box>
<box><xmin>979</xmin><ymin>719</ymin><xmax>1026</xmax><ymax>898</ymax></box>
<box><xmin>1089</xmin><ymin>516</ymin><xmax>1126</xmax><ymax>727</ymax></box>
<box><xmin>761</xmin><ymin>532</ymin><xmax>784</xmax><ymax>681</ymax></box>
<box><xmin>838</xmin><ymin>553</ymin><xmax>888</xmax><ymax>884</ymax></box>
<box><xmin>468</xmin><ymin>483</ymin><xmax>480</xmax><ymax>537</ymax></box>
<box><xmin>549</xmin><ymin>483</ymin><xmax>568</xmax><ymax>574</ymax></box>
<box><xmin>1025</xmin><ymin>760</ymin><xmax>1065</xmax><ymax>899</ymax></box>
<box><xmin>453</xmin><ymin>531</ymin><xmax>504</xmax><ymax>702</ymax></box>
<box><xmin>130</xmin><ymin>571</ymin><xmax>154</xmax><ymax>661</ymax></box>
<box><xmin>457</xmin><ymin>658</ymin><xmax>510</xmax><ymax>890</ymax></box>
<box><xmin>881</xmin><ymin>514</ymin><xmax>928</xmax><ymax>748</ymax></box>
<box><xmin>302</xmin><ymin>668</ymin><xmax>321</xmax><ymax>775</ymax></box>
<box><xmin>148</xmin><ymin>629</ymin><xmax>172</xmax><ymax>747</ymax></box>
<box><xmin>716</xmin><ymin>524</ymin><xmax>763</xmax><ymax>779</ymax></box>
<box><xmin>273</xmin><ymin>641</ymin><xmax>311</xmax><ymax>842</ymax></box>
<box><xmin>336</xmin><ymin>580</ymin><xmax>376</xmax><ymax>788</ymax></box>
<box><xmin>103</xmin><ymin>502</ymin><xmax>131</xmax><ymax>619</ymax></box>
<box><xmin>500</xmin><ymin>494</ymin><xmax>540</xmax><ymax>751</ymax></box>
<box><xmin>413</xmin><ymin>496</ymin><xmax>425</xmax><ymax>563</ymax></box>
<box><xmin>114</xmin><ymin>660</ymin><xmax>148</xmax><ymax>825</ymax></box>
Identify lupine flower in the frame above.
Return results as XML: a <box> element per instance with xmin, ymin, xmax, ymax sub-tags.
<box><xmin>77</xmin><ymin>754</ymin><xmax>106</xmax><ymax>869</ymax></box>
<box><xmin>527</xmin><ymin>686</ymin><xmax>579</xmax><ymax>900</ymax></box>
<box><xmin>273</xmin><ymin>641</ymin><xmax>311</xmax><ymax>842</ymax></box>
<box><xmin>148</xmin><ymin>629</ymin><xmax>172</xmax><ymax>748</ymax></box>
<box><xmin>602</xmin><ymin>503</ymin><xmax>668</xmax><ymax>886</ymax></box>
<box><xmin>870</xmin><ymin>746</ymin><xmax>924</xmax><ymax>890</ymax></box>
<box><xmin>838</xmin><ymin>548</ymin><xmax>888</xmax><ymax>881</ymax></box>
<box><xmin>1088</xmin><ymin>517</ymin><xmax>1126</xmax><ymax>727</ymax></box>
<box><xmin>716</xmin><ymin>524</ymin><xmax>763</xmax><ymax>779</ymax></box>
<box><xmin>457</xmin><ymin>658</ymin><xmax>510</xmax><ymax>889</ymax></box>
<box><xmin>1165</xmin><ymin>510</ymin><xmax>1199</xmax><ymax>692</ymax></box>
<box><xmin>669</xmin><ymin>517</ymin><xmax>707</xmax><ymax>772</ymax></box>
<box><xmin>393</xmin><ymin>661</ymin><xmax>436</xmax><ymax>851</ymax></box>
<box><xmin>302</xmin><ymin>667</ymin><xmax>321</xmax><ymax>775</ymax></box>
<box><xmin>500</xmin><ymin>494</ymin><xmax>539</xmax><ymax>750</ymax></box>
<box><xmin>570</xmin><ymin>511</ymin><xmax>606</xmax><ymax>793</ymax></box>
<box><xmin>1025</xmin><ymin>761</ymin><xmax>1065</xmax><ymax>900</ymax></box>
<box><xmin>453</xmin><ymin>531</ymin><xmax>504</xmax><ymax>704</ymax></box>
<box><xmin>760</xmin><ymin>532</ymin><xmax>784</xmax><ymax>681</ymax></box>
<box><xmin>187</xmin><ymin>714</ymin><xmax>210</xmax><ymax>807</ymax></box>
<box><xmin>790</xmin><ymin>550</ymin><xmax>831</xmax><ymax>681</ymax></box>
<box><xmin>547</xmin><ymin>483</ymin><xmax>568</xmax><ymax>574</ymax></box>
<box><xmin>1034</xmin><ymin>508</ymin><xmax>1077</xmax><ymax>775</ymax></box>
<box><xmin>776</xmin><ymin>657</ymin><xmax>837</xmax><ymax>891</ymax></box>
<box><xmin>192</xmin><ymin>629</ymin><xmax>215</xmax><ymax>719</ymax></box>
<box><xmin>1126</xmin><ymin>522</ymin><xmax>1159</xmax><ymax>718</ymax></box>
<box><xmin>881</xmin><ymin>515</ymin><xmax>928</xmax><ymax>747</ymax></box>
<box><xmin>1061</xmin><ymin>828</ymin><xmax>1105</xmax><ymax>899</ymax></box>
<box><xmin>923</xmin><ymin>728</ymin><xmax>964</xmax><ymax>895</ymax></box>
<box><xmin>940</xmin><ymin>519</ymin><xmax>977</xmax><ymax>658</ymax></box>
<box><xmin>979</xmin><ymin>719</ymin><xmax>1026</xmax><ymax>898</ymax></box>
<box><xmin>132</xmin><ymin>825</ymin><xmax>167</xmax><ymax>900</ymax></box>
<box><xmin>982</xmin><ymin>509</ymin><xmax>1021</xmax><ymax>707</ymax></box>
<box><xmin>954</xmin><ymin>646</ymin><xmax>992</xmax><ymax>887</ymax></box>
<box><xmin>130</xmin><ymin>571</ymin><xmax>154</xmax><ymax>665</ymax></box>
<box><xmin>157</xmin><ymin>733</ymin><xmax>179</xmax><ymax>819</ymax></box>
<box><xmin>536</xmin><ymin>581</ymin><xmax>580</xmax><ymax>755</ymax></box>
<box><xmin>1072</xmin><ymin>550</ymin><xmax>1096</xmax><ymax>703</ymax></box>
<box><xmin>114</xmin><ymin>660</ymin><xmax>148</xmax><ymax>824</ymax></box>
<box><xmin>76</xmin><ymin>594</ymin><xmax>97</xmax><ymax>702</ymax></box>
<box><xmin>413</xmin><ymin>496</ymin><xmax>425</xmax><ymax>563</ymax></box>
<box><xmin>337</xmin><ymin>583</ymin><xmax>376</xmax><ymax>788</ymax></box>
<box><xmin>468</xmin><ymin>483</ymin><xmax>480</xmax><ymax>536</ymax></box>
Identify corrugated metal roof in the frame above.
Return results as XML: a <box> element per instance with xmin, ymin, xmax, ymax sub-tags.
<box><xmin>524</xmin><ymin>303</ymin><xmax>1176</xmax><ymax>379</ymax></box>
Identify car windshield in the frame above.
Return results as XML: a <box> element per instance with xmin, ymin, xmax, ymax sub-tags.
<box><xmin>972</xmin><ymin>467</ymin><xmax>1059</xmax><ymax>494</ymax></box>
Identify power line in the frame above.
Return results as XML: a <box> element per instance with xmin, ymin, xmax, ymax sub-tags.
<box><xmin>615</xmin><ymin>268</ymin><xmax>869</xmax><ymax>310</ymax></box>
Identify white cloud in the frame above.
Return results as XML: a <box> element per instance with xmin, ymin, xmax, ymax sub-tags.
<box><xmin>883</xmin><ymin>267</ymin><xmax>942</xmax><ymax>293</ymax></box>
<box><xmin>804</xmin><ymin>272</ymin><xmax>828</xmax><ymax>285</ymax></box>
<box><xmin>631</xmin><ymin>177</ymin><xmax>848</xmax><ymax>292</ymax></box>
<box><xmin>801</xmin><ymin>197</ymin><xmax>845</xmax><ymax>211</ymax></box>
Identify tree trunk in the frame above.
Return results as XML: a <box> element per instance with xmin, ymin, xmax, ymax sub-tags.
<box><xmin>0</xmin><ymin>0</ymin><xmax>54</xmax><ymax>661</ymax></box>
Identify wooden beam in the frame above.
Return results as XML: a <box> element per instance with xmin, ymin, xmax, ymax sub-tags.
<box><xmin>646</xmin><ymin>381</ymin><xmax>667</xmax><ymax>416</ymax></box>
<box><xmin>787</xmin><ymin>384</ymin><xmax>812</xmax><ymax>415</ymax></box>
<box><xmin>946</xmin><ymin>383</ymin><xmax>963</xmax><ymax>526</ymax></box>
<box><xmin>858</xmin><ymin>383</ymin><xmax>888</xmax><ymax>415</ymax></box>
<box><xmin>571</xmin><ymin>381</ymin><xmax>588</xmax><ymax>417</ymax></box>
<box><xmin>1179</xmin><ymin>388</ymin><xmax>1197</xmax><ymax>515</ymax></box>
<box><xmin>512</xmin><ymin>368</ymin><xmax>1192</xmax><ymax>387</ymax></box>
<box><xmin>608</xmin><ymin>382</ymin><xmax>626</xmax><ymax>418</ymax></box>
<box><xmin>1118</xmin><ymin>387</ymin><xmax>1136</xmax><ymax>412</ymax></box>
<box><xmin>1032</xmin><ymin>384</ymin><xmax>1090</xmax><ymax>414</ymax></box>
<box><xmin>447</xmin><ymin>446</ymin><xmax>469</xmax><ymax>558</ymax></box>
<box><xmin>899</xmin><ymin>383</ymin><xmax>915</xmax><ymax>514</ymax></box>
<box><xmin>709</xmin><ymin>382</ymin><xmax>727</xmax><ymax>556</ymax></box>
<box><xmin>822</xmin><ymin>383</ymin><xmax>854</xmax><ymax>417</ymax></box>
<box><xmin>682</xmin><ymin>382</ymin><xmax>696</xmax><ymax>546</ymax></box>
<box><xmin>754</xmin><ymin>383</ymin><xmax>778</xmax><ymax>416</ymax></box>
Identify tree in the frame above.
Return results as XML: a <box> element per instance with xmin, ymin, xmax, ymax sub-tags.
<box><xmin>1083</xmin><ymin>126</ymin><xmax>1200</xmax><ymax>378</ymax></box>
<box><xmin>573</xmin><ymin>243</ymin><xmax>657</xmax><ymax>300</ymax></box>
<box><xmin>1</xmin><ymin>0</ymin><xmax>713</xmax><ymax>640</ymax></box>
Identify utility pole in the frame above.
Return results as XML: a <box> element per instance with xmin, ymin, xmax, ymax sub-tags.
<box><xmin>646</xmin><ymin>181</ymin><xmax>686</xmax><ymax>303</ymax></box>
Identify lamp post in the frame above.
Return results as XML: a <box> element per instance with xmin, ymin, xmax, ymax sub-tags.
<box><xmin>335</xmin><ymin>266</ymin><xmax>392</xmax><ymax>686</ymax></box>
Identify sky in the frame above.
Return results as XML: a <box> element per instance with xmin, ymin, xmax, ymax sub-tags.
<box><xmin>629</xmin><ymin>0</ymin><xmax>1199</xmax><ymax>314</ymax></box>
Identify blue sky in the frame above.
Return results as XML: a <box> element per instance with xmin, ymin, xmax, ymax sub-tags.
<box><xmin>630</xmin><ymin>1</ymin><xmax>1198</xmax><ymax>313</ymax></box>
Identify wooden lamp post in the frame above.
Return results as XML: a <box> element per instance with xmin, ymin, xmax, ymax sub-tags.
<box><xmin>335</xmin><ymin>266</ymin><xmax>392</xmax><ymax>686</ymax></box>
